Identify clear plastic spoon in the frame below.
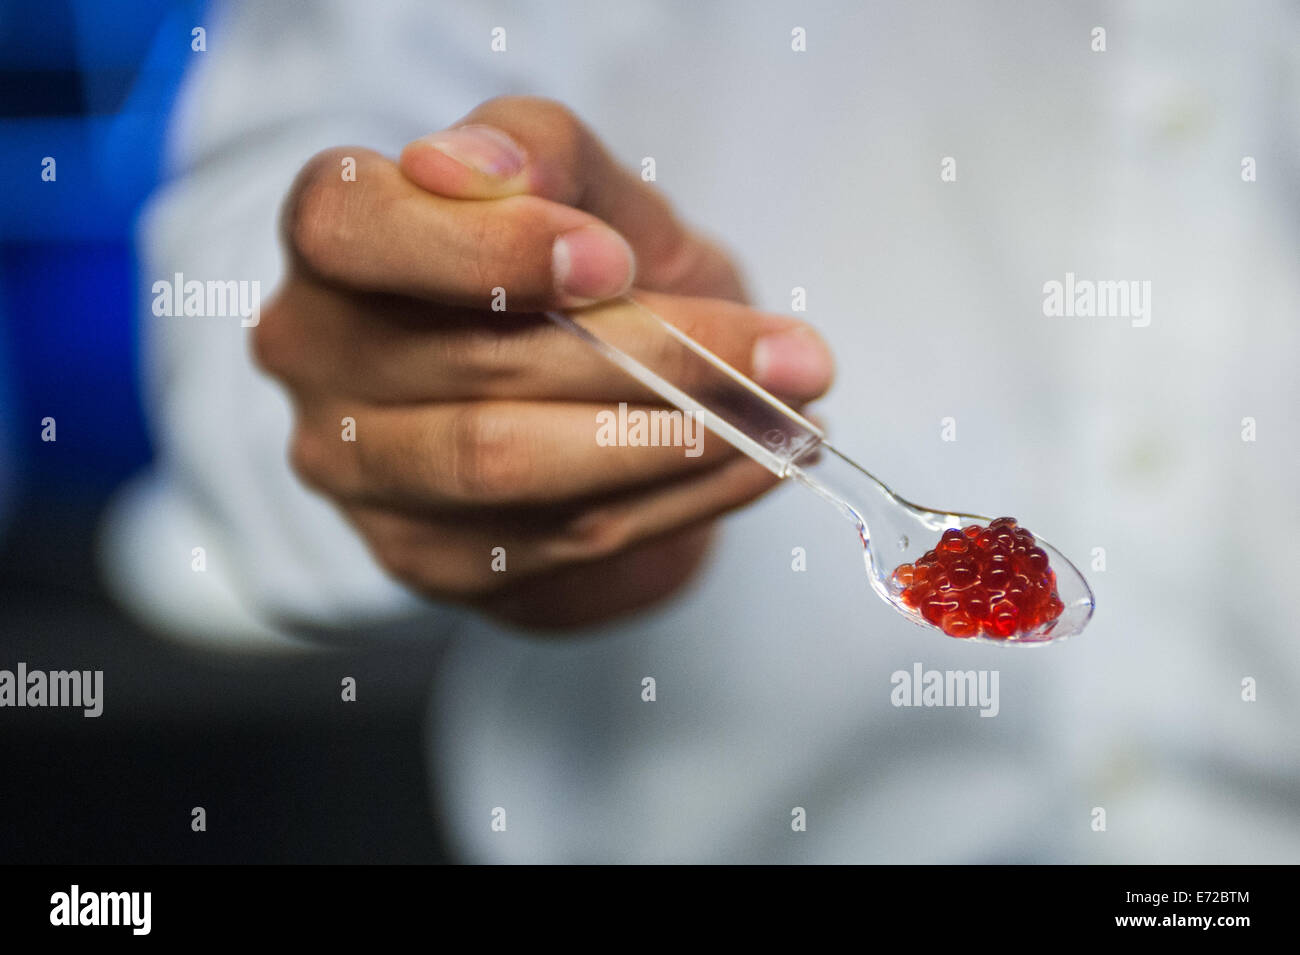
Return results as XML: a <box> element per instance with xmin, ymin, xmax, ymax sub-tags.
<box><xmin>546</xmin><ymin>294</ymin><xmax>1095</xmax><ymax>645</ymax></box>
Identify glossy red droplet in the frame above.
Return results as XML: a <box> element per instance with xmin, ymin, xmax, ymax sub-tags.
<box><xmin>895</xmin><ymin>519</ymin><xmax>1065</xmax><ymax>640</ymax></box>
<box><xmin>949</xmin><ymin>561</ymin><xmax>978</xmax><ymax>589</ymax></box>
<box><xmin>964</xmin><ymin>586</ymin><xmax>991</xmax><ymax>622</ymax></box>
<box><xmin>939</xmin><ymin>529</ymin><xmax>969</xmax><ymax>555</ymax></box>
<box><xmin>920</xmin><ymin>593</ymin><xmax>960</xmax><ymax>625</ymax></box>
<box><xmin>941</xmin><ymin>610</ymin><xmax>980</xmax><ymax>638</ymax></box>
<box><xmin>987</xmin><ymin>599</ymin><xmax>1020</xmax><ymax>638</ymax></box>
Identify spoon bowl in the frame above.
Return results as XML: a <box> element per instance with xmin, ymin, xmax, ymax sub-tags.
<box><xmin>785</xmin><ymin>444</ymin><xmax>1094</xmax><ymax>645</ymax></box>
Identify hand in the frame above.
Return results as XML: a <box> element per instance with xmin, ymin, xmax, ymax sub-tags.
<box><xmin>254</xmin><ymin>97</ymin><xmax>834</xmax><ymax>629</ymax></box>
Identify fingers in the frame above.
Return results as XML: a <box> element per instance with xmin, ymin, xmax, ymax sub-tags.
<box><xmin>255</xmin><ymin>289</ymin><xmax>835</xmax><ymax>406</ymax></box>
<box><xmin>399</xmin><ymin>96</ymin><xmax>747</xmax><ymax>299</ymax></box>
<box><xmin>291</xmin><ymin>397</ymin><xmax>738</xmax><ymax>510</ymax></box>
<box><xmin>281</xmin><ymin>147</ymin><xmax>635</xmax><ymax>308</ymax></box>
<box><xmin>343</xmin><ymin>454</ymin><xmax>775</xmax><ymax>598</ymax></box>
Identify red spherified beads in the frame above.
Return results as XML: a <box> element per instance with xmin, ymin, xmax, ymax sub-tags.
<box><xmin>892</xmin><ymin>517</ymin><xmax>1065</xmax><ymax>639</ymax></box>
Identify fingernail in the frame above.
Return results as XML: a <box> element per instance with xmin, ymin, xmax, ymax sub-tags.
<box><xmin>752</xmin><ymin>327</ymin><xmax>835</xmax><ymax>396</ymax></box>
<box><xmin>552</xmin><ymin>224</ymin><xmax>636</xmax><ymax>303</ymax></box>
<box><xmin>421</xmin><ymin>124</ymin><xmax>527</xmax><ymax>178</ymax></box>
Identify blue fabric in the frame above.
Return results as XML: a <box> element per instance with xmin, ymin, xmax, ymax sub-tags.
<box><xmin>0</xmin><ymin>0</ymin><xmax>205</xmax><ymax>497</ymax></box>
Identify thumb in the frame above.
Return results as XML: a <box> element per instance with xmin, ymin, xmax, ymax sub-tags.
<box><xmin>400</xmin><ymin>96</ymin><xmax>746</xmax><ymax>300</ymax></box>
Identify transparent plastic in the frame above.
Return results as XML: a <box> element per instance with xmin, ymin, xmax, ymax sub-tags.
<box><xmin>547</xmin><ymin>295</ymin><xmax>1095</xmax><ymax>645</ymax></box>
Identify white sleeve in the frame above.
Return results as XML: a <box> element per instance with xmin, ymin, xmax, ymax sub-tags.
<box><xmin>100</xmin><ymin>0</ymin><xmax>544</xmax><ymax>648</ymax></box>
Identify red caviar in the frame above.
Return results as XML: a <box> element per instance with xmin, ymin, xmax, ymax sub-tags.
<box><xmin>892</xmin><ymin>517</ymin><xmax>1064</xmax><ymax>639</ymax></box>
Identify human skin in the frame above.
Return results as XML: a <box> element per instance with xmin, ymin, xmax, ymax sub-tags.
<box><xmin>253</xmin><ymin>97</ymin><xmax>835</xmax><ymax>629</ymax></box>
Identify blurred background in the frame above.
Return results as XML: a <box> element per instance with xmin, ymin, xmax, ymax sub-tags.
<box><xmin>0</xmin><ymin>0</ymin><xmax>448</xmax><ymax>863</ymax></box>
<box><xmin>2</xmin><ymin>0</ymin><xmax>1298</xmax><ymax>864</ymax></box>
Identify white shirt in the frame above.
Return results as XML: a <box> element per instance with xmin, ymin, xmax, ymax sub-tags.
<box><xmin>102</xmin><ymin>0</ymin><xmax>1300</xmax><ymax>862</ymax></box>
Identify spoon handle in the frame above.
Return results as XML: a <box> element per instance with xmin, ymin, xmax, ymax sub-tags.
<box><xmin>545</xmin><ymin>295</ymin><xmax>825</xmax><ymax>476</ymax></box>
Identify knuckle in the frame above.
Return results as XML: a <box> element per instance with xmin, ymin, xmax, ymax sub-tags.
<box><xmin>284</xmin><ymin>151</ymin><xmax>347</xmax><ymax>261</ymax></box>
<box><xmin>559</xmin><ymin>509</ymin><xmax>633</xmax><ymax>562</ymax></box>
<box><xmin>249</xmin><ymin>296</ymin><xmax>307</xmax><ymax>381</ymax></box>
<box><xmin>371</xmin><ymin>538</ymin><xmax>424</xmax><ymax>588</ymax></box>
<box><xmin>288</xmin><ymin>427</ymin><xmax>336</xmax><ymax>494</ymax></box>
<box><xmin>282</xmin><ymin>147</ymin><xmax>382</xmax><ymax>280</ymax></box>
<box><xmin>438</xmin><ymin>323</ymin><xmax>539</xmax><ymax>386</ymax></box>
<box><xmin>354</xmin><ymin>513</ymin><xmax>423</xmax><ymax>586</ymax></box>
<box><xmin>250</xmin><ymin>300</ymin><xmax>289</xmax><ymax>377</ymax></box>
<box><xmin>447</xmin><ymin>404</ymin><xmax>535</xmax><ymax>500</ymax></box>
